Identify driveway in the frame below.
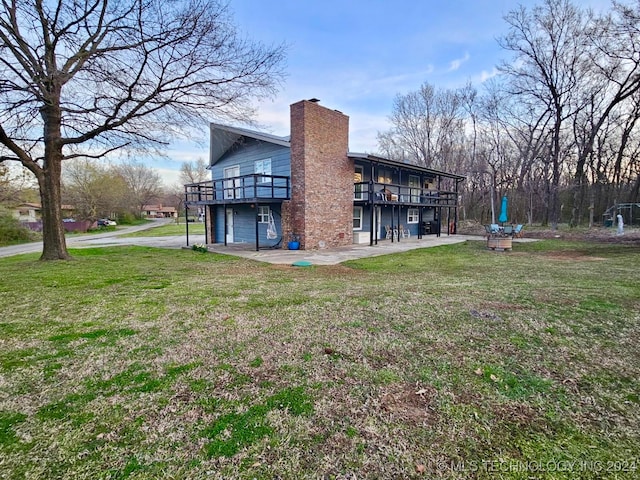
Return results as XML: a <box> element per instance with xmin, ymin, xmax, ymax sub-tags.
<box><xmin>0</xmin><ymin>219</ymin><xmax>204</xmax><ymax>258</ymax></box>
<box><xmin>1</xmin><ymin>222</ymin><xmax>535</xmax><ymax>265</ymax></box>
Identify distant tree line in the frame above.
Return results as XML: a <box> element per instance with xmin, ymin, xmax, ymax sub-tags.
<box><xmin>378</xmin><ymin>0</ymin><xmax>640</xmax><ymax>228</ymax></box>
<box><xmin>62</xmin><ymin>159</ymin><xmax>164</xmax><ymax>223</ymax></box>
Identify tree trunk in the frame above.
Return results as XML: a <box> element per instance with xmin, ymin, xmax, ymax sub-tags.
<box><xmin>39</xmin><ymin>155</ymin><xmax>70</xmax><ymax>260</ymax></box>
<box><xmin>39</xmin><ymin>88</ymin><xmax>71</xmax><ymax>260</ymax></box>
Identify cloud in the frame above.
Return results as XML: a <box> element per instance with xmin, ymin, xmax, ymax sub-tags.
<box><xmin>448</xmin><ymin>52</ymin><xmax>470</xmax><ymax>72</ymax></box>
<box><xmin>478</xmin><ymin>67</ymin><xmax>500</xmax><ymax>83</ymax></box>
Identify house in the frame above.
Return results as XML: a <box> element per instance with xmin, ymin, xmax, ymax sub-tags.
<box><xmin>142</xmin><ymin>204</ymin><xmax>177</xmax><ymax>218</ymax></box>
<box><xmin>185</xmin><ymin>99</ymin><xmax>464</xmax><ymax>250</ymax></box>
<box><xmin>13</xmin><ymin>203</ymin><xmax>79</xmax><ymax>231</ymax></box>
<box><xmin>13</xmin><ymin>202</ymin><xmax>41</xmax><ymax>223</ymax></box>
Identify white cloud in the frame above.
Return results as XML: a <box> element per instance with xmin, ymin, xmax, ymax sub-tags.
<box><xmin>448</xmin><ymin>52</ymin><xmax>470</xmax><ymax>72</ymax></box>
<box><xmin>478</xmin><ymin>67</ymin><xmax>500</xmax><ymax>83</ymax></box>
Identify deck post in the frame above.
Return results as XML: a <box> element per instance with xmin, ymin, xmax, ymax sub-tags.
<box><xmin>184</xmin><ymin>187</ymin><xmax>190</xmax><ymax>247</ymax></box>
<box><xmin>223</xmin><ymin>203</ymin><xmax>227</xmax><ymax>246</ymax></box>
<box><xmin>255</xmin><ymin>204</ymin><xmax>260</xmax><ymax>252</ymax></box>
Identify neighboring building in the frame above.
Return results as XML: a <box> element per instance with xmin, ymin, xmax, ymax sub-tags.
<box><xmin>13</xmin><ymin>203</ymin><xmax>79</xmax><ymax>231</ymax></box>
<box><xmin>185</xmin><ymin>99</ymin><xmax>464</xmax><ymax>250</ymax></box>
<box><xmin>13</xmin><ymin>202</ymin><xmax>41</xmax><ymax>222</ymax></box>
<box><xmin>142</xmin><ymin>204</ymin><xmax>177</xmax><ymax>218</ymax></box>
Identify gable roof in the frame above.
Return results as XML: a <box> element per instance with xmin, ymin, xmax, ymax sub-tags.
<box><xmin>208</xmin><ymin>123</ymin><xmax>465</xmax><ymax>181</ymax></box>
<box><xmin>209</xmin><ymin>123</ymin><xmax>290</xmax><ymax>165</ymax></box>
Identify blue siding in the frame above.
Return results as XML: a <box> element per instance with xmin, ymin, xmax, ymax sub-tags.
<box><xmin>212</xmin><ymin>138</ymin><xmax>290</xmax><ymax>180</ymax></box>
<box><xmin>214</xmin><ymin>204</ymin><xmax>283</xmax><ymax>247</ymax></box>
<box><xmin>357</xmin><ymin>205</ymin><xmax>437</xmax><ymax>238</ymax></box>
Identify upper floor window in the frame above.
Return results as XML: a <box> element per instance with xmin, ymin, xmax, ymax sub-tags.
<box><xmin>378</xmin><ymin>169</ymin><xmax>392</xmax><ymax>185</ymax></box>
<box><xmin>254</xmin><ymin>158</ymin><xmax>272</xmax><ymax>183</ymax></box>
<box><xmin>354</xmin><ymin>166</ymin><xmax>364</xmax><ymax>200</ymax></box>
<box><xmin>409</xmin><ymin>175</ymin><xmax>420</xmax><ymax>203</ymax></box>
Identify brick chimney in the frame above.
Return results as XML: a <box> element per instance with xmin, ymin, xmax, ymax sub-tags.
<box><xmin>282</xmin><ymin>99</ymin><xmax>352</xmax><ymax>249</ymax></box>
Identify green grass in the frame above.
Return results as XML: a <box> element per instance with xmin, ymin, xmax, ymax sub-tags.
<box><xmin>0</xmin><ymin>240</ymin><xmax>638</xmax><ymax>479</ymax></box>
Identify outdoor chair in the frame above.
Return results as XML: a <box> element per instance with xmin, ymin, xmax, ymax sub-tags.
<box><xmin>490</xmin><ymin>224</ymin><xmax>500</xmax><ymax>234</ymax></box>
<box><xmin>385</xmin><ymin>225</ymin><xmax>394</xmax><ymax>239</ymax></box>
<box><xmin>503</xmin><ymin>225</ymin><xmax>513</xmax><ymax>235</ymax></box>
<box><xmin>513</xmin><ymin>224</ymin><xmax>524</xmax><ymax>238</ymax></box>
<box><xmin>399</xmin><ymin>224</ymin><xmax>410</xmax><ymax>238</ymax></box>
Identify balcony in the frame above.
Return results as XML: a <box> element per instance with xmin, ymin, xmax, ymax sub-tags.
<box><xmin>185</xmin><ymin>174</ymin><xmax>290</xmax><ymax>205</ymax></box>
<box><xmin>353</xmin><ymin>182</ymin><xmax>458</xmax><ymax>208</ymax></box>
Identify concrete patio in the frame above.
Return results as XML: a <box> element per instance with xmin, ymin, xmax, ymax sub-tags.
<box><xmin>203</xmin><ymin>235</ymin><xmax>536</xmax><ymax>265</ymax></box>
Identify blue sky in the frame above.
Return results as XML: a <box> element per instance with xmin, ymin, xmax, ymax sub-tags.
<box><xmin>159</xmin><ymin>0</ymin><xmax>609</xmax><ymax>186</ymax></box>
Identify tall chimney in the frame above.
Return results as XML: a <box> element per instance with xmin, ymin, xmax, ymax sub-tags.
<box><xmin>282</xmin><ymin>99</ymin><xmax>352</xmax><ymax>249</ymax></box>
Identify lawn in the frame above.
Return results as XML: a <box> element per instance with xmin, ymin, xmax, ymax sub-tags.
<box><xmin>0</xmin><ymin>240</ymin><xmax>638</xmax><ymax>479</ymax></box>
<box><xmin>120</xmin><ymin>221</ymin><xmax>205</xmax><ymax>237</ymax></box>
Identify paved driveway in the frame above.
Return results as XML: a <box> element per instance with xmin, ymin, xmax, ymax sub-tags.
<box><xmin>0</xmin><ymin>219</ymin><xmax>205</xmax><ymax>259</ymax></box>
<box><xmin>1</xmin><ymin>223</ymin><xmax>534</xmax><ymax>265</ymax></box>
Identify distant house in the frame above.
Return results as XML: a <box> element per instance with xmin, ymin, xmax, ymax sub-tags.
<box><xmin>12</xmin><ymin>203</ymin><xmax>80</xmax><ymax>231</ymax></box>
<box><xmin>13</xmin><ymin>202</ymin><xmax>41</xmax><ymax>222</ymax></box>
<box><xmin>143</xmin><ymin>204</ymin><xmax>177</xmax><ymax>218</ymax></box>
<box><xmin>185</xmin><ymin>99</ymin><xmax>464</xmax><ymax>250</ymax></box>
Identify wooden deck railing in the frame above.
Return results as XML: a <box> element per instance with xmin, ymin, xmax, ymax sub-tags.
<box><xmin>353</xmin><ymin>182</ymin><xmax>458</xmax><ymax>207</ymax></box>
<box><xmin>185</xmin><ymin>175</ymin><xmax>290</xmax><ymax>204</ymax></box>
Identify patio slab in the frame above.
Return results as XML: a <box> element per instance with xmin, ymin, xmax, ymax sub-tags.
<box><xmin>204</xmin><ymin>235</ymin><xmax>536</xmax><ymax>265</ymax></box>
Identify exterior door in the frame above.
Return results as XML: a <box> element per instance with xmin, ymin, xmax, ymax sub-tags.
<box><xmin>409</xmin><ymin>175</ymin><xmax>420</xmax><ymax>203</ymax></box>
<box><xmin>224</xmin><ymin>165</ymin><xmax>240</xmax><ymax>199</ymax></box>
<box><xmin>225</xmin><ymin>208</ymin><xmax>234</xmax><ymax>243</ymax></box>
<box><xmin>375</xmin><ymin>207</ymin><xmax>382</xmax><ymax>239</ymax></box>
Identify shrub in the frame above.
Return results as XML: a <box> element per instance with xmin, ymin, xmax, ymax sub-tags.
<box><xmin>192</xmin><ymin>243</ymin><xmax>208</xmax><ymax>253</ymax></box>
<box><xmin>0</xmin><ymin>209</ymin><xmax>38</xmax><ymax>245</ymax></box>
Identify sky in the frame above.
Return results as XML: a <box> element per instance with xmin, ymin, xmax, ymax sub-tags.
<box><xmin>157</xmin><ymin>0</ymin><xmax>610</xmax><ymax>186</ymax></box>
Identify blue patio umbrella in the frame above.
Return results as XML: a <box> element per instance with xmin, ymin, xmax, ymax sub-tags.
<box><xmin>498</xmin><ymin>196</ymin><xmax>508</xmax><ymax>224</ymax></box>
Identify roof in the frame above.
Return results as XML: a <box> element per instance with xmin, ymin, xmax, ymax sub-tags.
<box><xmin>348</xmin><ymin>152</ymin><xmax>466</xmax><ymax>181</ymax></box>
<box><xmin>16</xmin><ymin>203</ymin><xmax>76</xmax><ymax>210</ymax></box>
<box><xmin>208</xmin><ymin>123</ymin><xmax>465</xmax><ymax>181</ymax></box>
<box><xmin>143</xmin><ymin>205</ymin><xmax>177</xmax><ymax>212</ymax></box>
<box><xmin>209</xmin><ymin>123</ymin><xmax>290</xmax><ymax>165</ymax></box>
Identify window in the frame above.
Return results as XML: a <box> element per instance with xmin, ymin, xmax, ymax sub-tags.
<box><xmin>254</xmin><ymin>158</ymin><xmax>272</xmax><ymax>183</ymax></box>
<box><xmin>224</xmin><ymin>165</ymin><xmax>241</xmax><ymax>199</ymax></box>
<box><xmin>377</xmin><ymin>169</ymin><xmax>392</xmax><ymax>184</ymax></box>
<box><xmin>353</xmin><ymin>207</ymin><xmax>363</xmax><ymax>230</ymax></box>
<box><xmin>407</xmin><ymin>208</ymin><xmax>419</xmax><ymax>224</ymax></box>
<box><xmin>257</xmin><ymin>206</ymin><xmax>270</xmax><ymax>223</ymax></box>
<box><xmin>354</xmin><ymin>166</ymin><xmax>364</xmax><ymax>200</ymax></box>
<box><xmin>409</xmin><ymin>175</ymin><xmax>420</xmax><ymax>203</ymax></box>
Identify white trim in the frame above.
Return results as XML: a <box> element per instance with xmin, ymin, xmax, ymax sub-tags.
<box><xmin>255</xmin><ymin>158</ymin><xmax>272</xmax><ymax>183</ymax></box>
<box><xmin>407</xmin><ymin>208</ymin><xmax>419</xmax><ymax>224</ymax></box>
<box><xmin>354</xmin><ymin>165</ymin><xmax>364</xmax><ymax>200</ymax></box>
<box><xmin>257</xmin><ymin>205</ymin><xmax>270</xmax><ymax>223</ymax></box>
<box><xmin>353</xmin><ymin>206</ymin><xmax>363</xmax><ymax>230</ymax></box>
<box><xmin>223</xmin><ymin>165</ymin><xmax>241</xmax><ymax>199</ymax></box>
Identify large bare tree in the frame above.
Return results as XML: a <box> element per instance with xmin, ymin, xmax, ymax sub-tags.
<box><xmin>115</xmin><ymin>160</ymin><xmax>162</xmax><ymax>218</ymax></box>
<box><xmin>377</xmin><ymin>82</ymin><xmax>465</xmax><ymax>170</ymax></box>
<box><xmin>179</xmin><ymin>157</ymin><xmax>209</xmax><ymax>185</ymax></box>
<box><xmin>498</xmin><ymin>0</ymin><xmax>588</xmax><ymax>229</ymax></box>
<box><xmin>63</xmin><ymin>159</ymin><xmax>127</xmax><ymax>221</ymax></box>
<box><xmin>0</xmin><ymin>0</ymin><xmax>285</xmax><ymax>259</ymax></box>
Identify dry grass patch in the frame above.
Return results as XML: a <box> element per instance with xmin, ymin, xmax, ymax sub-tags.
<box><xmin>0</xmin><ymin>242</ymin><xmax>638</xmax><ymax>479</ymax></box>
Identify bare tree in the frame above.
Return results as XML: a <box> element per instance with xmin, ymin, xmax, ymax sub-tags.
<box><xmin>378</xmin><ymin>82</ymin><xmax>465</xmax><ymax>170</ymax></box>
<box><xmin>63</xmin><ymin>159</ymin><xmax>127</xmax><ymax>221</ymax></box>
<box><xmin>0</xmin><ymin>0</ymin><xmax>285</xmax><ymax>259</ymax></box>
<box><xmin>568</xmin><ymin>0</ymin><xmax>640</xmax><ymax>225</ymax></box>
<box><xmin>180</xmin><ymin>158</ymin><xmax>210</xmax><ymax>185</ymax></box>
<box><xmin>114</xmin><ymin>161</ymin><xmax>162</xmax><ymax>219</ymax></box>
<box><xmin>498</xmin><ymin>0</ymin><xmax>588</xmax><ymax>229</ymax></box>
